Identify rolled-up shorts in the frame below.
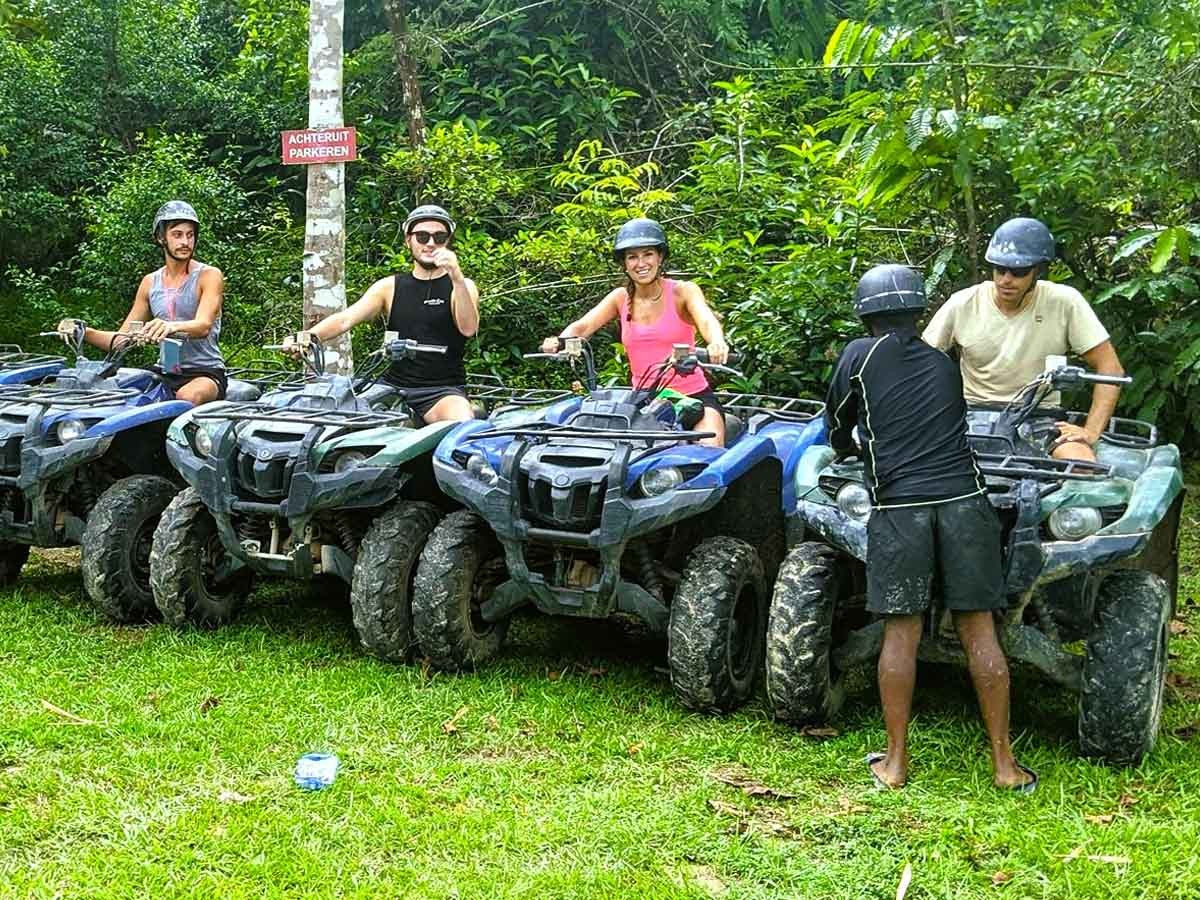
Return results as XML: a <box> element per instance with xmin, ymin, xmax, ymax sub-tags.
<box><xmin>866</xmin><ymin>492</ymin><xmax>1005</xmax><ymax>615</ymax></box>
<box><xmin>159</xmin><ymin>366</ymin><xmax>227</xmax><ymax>401</ymax></box>
<box><xmin>393</xmin><ymin>384</ymin><xmax>468</xmax><ymax>421</ymax></box>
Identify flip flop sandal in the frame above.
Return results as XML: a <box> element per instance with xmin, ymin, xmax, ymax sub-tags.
<box><xmin>865</xmin><ymin>752</ymin><xmax>893</xmax><ymax>791</ymax></box>
<box><xmin>1004</xmin><ymin>763</ymin><xmax>1038</xmax><ymax>794</ymax></box>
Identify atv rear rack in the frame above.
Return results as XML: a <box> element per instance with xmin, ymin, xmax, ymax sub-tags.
<box><xmin>0</xmin><ymin>384</ymin><xmax>139</xmax><ymax>407</ymax></box>
<box><xmin>715</xmin><ymin>391</ymin><xmax>825</xmax><ymax>422</ymax></box>
<box><xmin>466</xmin><ymin>375</ymin><xmax>574</xmax><ymax>408</ymax></box>
<box><xmin>0</xmin><ymin>347</ymin><xmax>65</xmax><ymax>368</ymax></box>
<box><xmin>976</xmin><ymin>452</ymin><xmax>1111</xmax><ymax>481</ymax></box>
<box><xmin>193</xmin><ymin>402</ymin><xmax>412</xmax><ymax>430</ymax></box>
<box><xmin>227</xmin><ymin>363</ymin><xmax>307</xmax><ymax>390</ymax></box>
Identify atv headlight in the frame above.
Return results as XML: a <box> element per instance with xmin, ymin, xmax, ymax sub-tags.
<box><xmin>835</xmin><ymin>483</ymin><xmax>872</xmax><ymax>521</ymax></box>
<box><xmin>193</xmin><ymin>425</ymin><xmax>213</xmax><ymax>457</ymax></box>
<box><xmin>333</xmin><ymin>450</ymin><xmax>369</xmax><ymax>474</ymax></box>
<box><xmin>466</xmin><ymin>453</ymin><xmax>499</xmax><ymax>485</ymax></box>
<box><xmin>639</xmin><ymin>466</ymin><xmax>684</xmax><ymax>497</ymax></box>
<box><xmin>1048</xmin><ymin>506</ymin><xmax>1103</xmax><ymax>541</ymax></box>
<box><xmin>56</xmin><ymin>418</ymin><xmax>86</xmax><ymax>443</ymax></box>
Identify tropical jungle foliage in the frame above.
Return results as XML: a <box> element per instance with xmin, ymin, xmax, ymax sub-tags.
<box><xmin>2</xmin><ymin>0</ymin><xmax>1198</xmax><ymax>442</ymax></box>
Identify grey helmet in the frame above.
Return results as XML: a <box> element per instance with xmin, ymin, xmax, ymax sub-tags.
<box><xmin>151</xmin><ymin>200</ymin><xmax>200</xmax><ymax>242</ymax></box>
<box><xmin>612</xmin><ymin>217</ymin><xmax>668</xmax><ymax>262</ymax></box>
<box><xmin>854</xmin><ymin>264</ymin><xmax>927</xmax><ymax>318</ymax></box>
<box><xmin>984</xmin><ymin>217</ymin><xmax>1055</xmax><ymax>268</ymax></box>
<box><xmin>403</xmin><ymin>204</ymin><xmax>455</xmax><ymax>235</ymax></box>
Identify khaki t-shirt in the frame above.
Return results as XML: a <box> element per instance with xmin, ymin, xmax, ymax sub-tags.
<box><xmin>922</xmin><ymin>280</ymin><xmax>1110</xmax><ymax>406</ymax></box>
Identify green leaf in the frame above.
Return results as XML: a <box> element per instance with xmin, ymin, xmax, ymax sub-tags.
<box><xmin>1150</xmin><ymin>228</ymin><xmax>1179</xmax><ymax>273</ymax></box>
<box><xmin>824</xmin><ymin>19</ymin><xmax>851</xmax><ymax>66</ymax></box>
<box><xmin>1112</xmin><ymin>229</ymin><xmax>1161</xmax><ymax>264</ymax></box>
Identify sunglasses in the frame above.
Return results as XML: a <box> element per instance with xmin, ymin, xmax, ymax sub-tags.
<box><xmin>411</xmin><ymin>230</ymin><xmax>450</xmax><ymax>246</ymax></box>
<box><xmin>993</xmin><ymin>264</ymin><xmax>1034</xmax><ymax>278</ymax></box>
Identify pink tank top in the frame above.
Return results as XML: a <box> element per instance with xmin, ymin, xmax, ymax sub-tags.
<box><xmin>618</xmin><ymin>279</ymin><xmax>710</xmax><ymax>395</ymax></box>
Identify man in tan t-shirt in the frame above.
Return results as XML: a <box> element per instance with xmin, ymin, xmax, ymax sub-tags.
<box><xmin>923</xmin><ymin>217</ymin><xmax>1124</xmax><ymax>462</ymax></box>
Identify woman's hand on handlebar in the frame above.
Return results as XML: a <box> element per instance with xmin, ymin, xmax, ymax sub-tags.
<box><xmin>705</xmin><ymin>337</ymin><xmax>730</xmax><ymax>366</ymax></box>
<box><xmin>541</xmin><ymin>336</ymin><xmax>565</xmax><ymax>355</ymax></box>
<box><xmin>137</xmin><ymin>318</ymin><xmax>173</xmax><ymax>344</ymax></box>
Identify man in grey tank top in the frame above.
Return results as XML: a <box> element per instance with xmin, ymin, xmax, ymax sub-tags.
<box><xmin>63</xmin><ymin>199</ymin><xmax>228</xmax><ymax>404</ymax></box>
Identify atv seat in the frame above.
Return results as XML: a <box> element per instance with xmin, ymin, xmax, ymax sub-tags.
<box><xmin>225</xmin><ymin>379</ymin><xmax>262</xmax><ymax>402</ymax></box>
<box><xmin>357</xmin><ymin>381</ymin><xmax>403</xmax><ymax>410</ymax></box>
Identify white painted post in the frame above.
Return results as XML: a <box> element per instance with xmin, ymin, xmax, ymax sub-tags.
<box><xmin>303</xmin><ymin>0</ymin><xmax>353</xmax><ymax>374</ymax></box>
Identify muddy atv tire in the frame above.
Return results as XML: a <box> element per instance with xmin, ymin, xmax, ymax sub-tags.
<box><xmin>0</xmin><ymin>541</ymin><xmax>30</xmax><ymax>587</ymax></box>
<box><xmin>350</xmin><ymin>501</ymin><xmax>442</xmax><ymax>662</ymax></box>
<box><xmin>668</xmin><ymin>536</ymin><xmax>767</xmax><ymax>713</ymax></box>
<box><xmin>82</xmin><ymin>476</ymin><xmax>179</xmax><ymax>623</ymax></box>
<box><xmin>1079</xmin><ymin>569</ymin><xmax>1171</xmax><ymax>766</ymax></box>
<box><xmin>765</xmin><ymin>542</ymin><xmax>847</xmax><ymax>725</ymax></box>
<box><xmin>412</xmin><ymin>510</ymin><xmax>509</xmax><ymax>671</ymax></box>
<box><xmin>150</xmin><ymin>487</ymin><xmax>253</xmax><ymax>628</ymax></box>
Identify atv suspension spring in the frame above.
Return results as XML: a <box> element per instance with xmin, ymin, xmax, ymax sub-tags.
<box><xmin>333</xmin><ymin>511</ymin><xmax>360</xmax><ymax>554</ymax></box>
<box><xmin>631</xmin><ymin>540</ymin><xmax>664</xmax><ymax>599</ymax></box>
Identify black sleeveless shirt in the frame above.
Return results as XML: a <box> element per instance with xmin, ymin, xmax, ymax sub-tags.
<box><xmin>384</xmin><ymin>273</ymin><xmax>469</xmax><ymax>387</ymax></box>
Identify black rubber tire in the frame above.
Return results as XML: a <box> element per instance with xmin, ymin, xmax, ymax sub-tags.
<box><xmin>149</xmin><ymin>487</ymin><xmax>252</xmax><ymax>628</ymax></box>
<box><xmin>1078</xmin><ymin>569</ymin><xmax>1172</xmax><ymax>766</ymax></box>
<box><xmin>765</xmin><ymin>542</ymin><xmax>846</xmax><ymax>725</ymax></box>
<box><xmin>412</xmin><ymin>510</ymin><xmax>510</xmax><ymax>672</ymax></box>
<box><xmin>668</xmin><ymin>536</ymin><xmax>767</xmax><ymax>713</ymax></box>
<box><xmin>81</xmin><ymin>476</ymin><xmax>180</xmax><ymax>623</ymax></box>
<box><xmin>349</xmin><ymin>501</ymin><xmax>442</xmax><ymax>662</ymax></box>
<box><xmin>0</xmin><ymin>541</ymin><xmax>30</xmax><ymax>588</ymax></box>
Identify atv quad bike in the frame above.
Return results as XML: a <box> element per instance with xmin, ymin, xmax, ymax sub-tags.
<box><xmin>0</xmin><ymin>344</ymin><xmax>66</xmax><ymax>386</ymax></box>
<box><xmin>767</xmin><ymin>363</ymin><xmax>1182</xmax><ymax>765</ymax></box>
<box><xmin>416</xmin><ymin>338</ymin><xmax>828</xmax><ymax>713</ymax></box>
<box><xmin>0</xmin><ymin>321</ymin><xmax>268</xmax><ymax>612</ymax></box>
<box><xmin>151</xmin><ymin>331</ymin><xmax>570</xmax><ymax>662</ymax></box>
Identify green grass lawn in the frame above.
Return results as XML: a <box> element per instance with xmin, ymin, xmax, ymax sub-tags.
<box><xmin>2</xmin><ymin>510</ymin><xmax>1199</xmax><ymax>899</ymax></box>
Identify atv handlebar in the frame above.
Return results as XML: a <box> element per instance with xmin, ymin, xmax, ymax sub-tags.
<box><xmin>1050</xmin><ymin>366</ymin><xmax>1131</xmax><ymax>388</ymax></box>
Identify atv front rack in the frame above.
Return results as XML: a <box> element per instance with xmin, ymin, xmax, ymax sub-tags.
<box><xmin>0</xmin><ymin>384</ymin><xmax>139</xmax><ymax>407</ymax></box>
<box><xmin>715</xmin><ymin>391</ymin><xmax>825</xmax><ymax>423</ymax></box>
<box><xmin>193</xmin><ymin>402</ymin><xmax>412</xmax><ymax>430</ymax></box>
<box><xmin>976</xmin><ymin>452</ymin><xmax>1112</xmax><ymax>482</ymax></box>
<box><xmin>0</xmin><ymin>347</ymin><xmax>65</xmax><ymax>368</ymax></box>
<box><xmin>465</xmin><ymin>421</ymin><xmax>715</xmax><ymax>444</ymax></box>
<box><xmin>227</xmin><ymin>363</ymin><xmax>307</xmax><ymax>391</ymax></box>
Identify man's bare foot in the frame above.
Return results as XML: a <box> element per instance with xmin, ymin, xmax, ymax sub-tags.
<box><xmin>867</xmin><ymin>751</ymin><xmax>908</xmax><ymax>789</ymax></box>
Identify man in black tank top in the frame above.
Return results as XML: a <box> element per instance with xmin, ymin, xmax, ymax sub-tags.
<box><xmin>826</xmin><ymin>264</ymin><xmax>1035</xmax><ymax>794</ymax></box>
<box><xmin>298</xmin><ymin>204</ymin><xmax>480</xmax><ymax>423</ymax></box>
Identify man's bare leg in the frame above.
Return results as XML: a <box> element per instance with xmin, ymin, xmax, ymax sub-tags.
<box><xmin>871</xmin><ymin>614</ymin><xmax>922</xmax><ymax>788</ymax></box>
<box><xmin>953</xmin><ymin>611</ymin><xmax>1033</xmax><ymax>789</ymax></box>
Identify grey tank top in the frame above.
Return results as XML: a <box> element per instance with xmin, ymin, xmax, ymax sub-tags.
<box><xmin>148</xmin><ymin>262</ymin><xmax>225</xmax><ymax>371</ymax></box>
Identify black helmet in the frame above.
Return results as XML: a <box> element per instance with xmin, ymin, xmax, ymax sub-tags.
<box><xmin>403</xmin><ymin>204</ymin><xmax>455</xmax><ymax>235</ymax></box>
<box><xmin>984</xmin><ymin>217</ymin><xmax>1055</xmax><ymax>268</ymax></box>
<box><xmin>152</xmin><ymin>200</ymin><xmax>200</xmax><ymax>242</ymax></box>
<box><xmin>612</xmin><ymin>217</ymin><xmax>668</xmax><ymax>262</ymax></box>
<box><xmin>854</xmin><ymin>264</ymin><xmax>927</xmax><ymax>318</ymax></box>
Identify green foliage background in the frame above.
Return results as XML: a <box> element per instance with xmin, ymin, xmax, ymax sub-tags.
<box><xmin>1</xmin><ymin>0</ymin><xmax>1198</xmax><ymax>440</ymax></box>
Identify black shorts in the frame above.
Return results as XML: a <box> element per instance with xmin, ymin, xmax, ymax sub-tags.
<box><xmin>866</xmin><ymin>493</ymin><xmax>1004</xmax><ymax>616</ymax></box>
<box><xmin>159</xmin><ymin>367</ymin><xmax>227</xmax><ymax>401</ymax></box>
<box><xmin>688</xmin><ymin>388</ymin><xmax>724</xmax><ymax>412</ymax></box>
<box><xmin>391</xmin><ymin>384</ymin><xmax>468</xmax><ymax>421</ymax></box>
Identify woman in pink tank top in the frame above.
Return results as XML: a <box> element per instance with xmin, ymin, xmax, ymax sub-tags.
<box><xmin>541</xmin><ymin>218</ymin><xmax>731</xmax><ymax>446</ymax></box>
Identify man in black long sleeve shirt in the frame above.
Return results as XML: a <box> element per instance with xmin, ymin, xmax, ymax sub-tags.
<box><xmin>826</xmin><ymin>264</ymin><xmax>1035</xmax><ymax>793</ymax></box>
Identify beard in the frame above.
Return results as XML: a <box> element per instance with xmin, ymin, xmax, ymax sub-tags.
<box><xmin>415</xmin><ymin>256</ymin><xmax>438</xmax><ymax>271</ymax></box>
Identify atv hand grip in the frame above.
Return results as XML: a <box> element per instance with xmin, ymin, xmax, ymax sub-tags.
<box><xmin>1079</xmin><ymin>373</ymin><xmax>1132</xmax><ymax>386</ymax></box>
<box><xmin>692</xmin><ymin>348</ymin><xmax>739</xmax><ymax>365</ymax></box>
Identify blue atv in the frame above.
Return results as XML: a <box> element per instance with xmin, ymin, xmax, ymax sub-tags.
<box><xmin>0</xmin><ymin>345</ymin><xmax>66</xmax><ymax>386</ymax></box>
<box><xmin>414</xmin><ymin>338</ymin><xmax>828</xmax><ymax>713</ymax></box>
<box><xmin>0</xmin><ymin>321</ymin><xmax>265</xmax><ymax>616</ymax></box>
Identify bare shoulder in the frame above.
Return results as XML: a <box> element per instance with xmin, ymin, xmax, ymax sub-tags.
<box><xmin>197</xmin><ymin>264</ymin><xmax>224</xmax><ymax>284</ymax></box>
<box><xmin>674</xmin><ymin>279</ymin><xmax>707</xmax><ymax>301</ymax></box>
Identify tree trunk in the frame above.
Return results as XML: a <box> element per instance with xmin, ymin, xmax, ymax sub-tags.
<box><xmin>382</xmin><ymin>0</ymin><xmax>427</xmax><ymax>149</ymax></box>
<box><xmin>940</xmin><ymin>1</ymin><xmax>979</xmax><ymax>283</ymax></box>
<box><xmin>303</xmin><ymin>0</ymin><xmax>353</xmax><ymax>375</ymax></box>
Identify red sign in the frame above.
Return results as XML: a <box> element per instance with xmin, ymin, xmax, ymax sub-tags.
<box><xmin>281</xmin><ymin>127</ymin><xmax>358</xmax><ymax>165</ymax></box>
